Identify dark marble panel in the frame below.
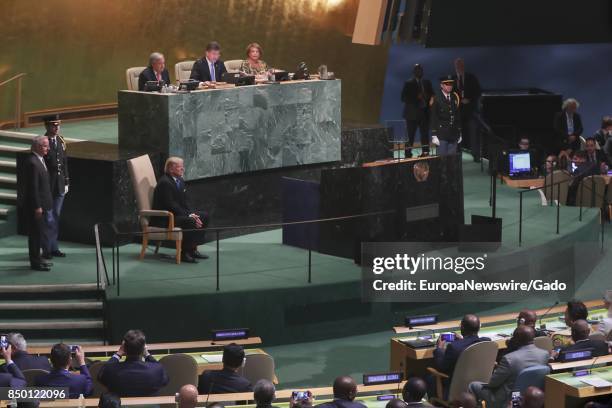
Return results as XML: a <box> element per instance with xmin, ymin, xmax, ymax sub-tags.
<box><xmin>118</xmin><ymin>92</ymin><xmax>169</xmax><ymax>153</ymax></box>
<box><xmin>341</xmin><ymin>124</ymin><xmax>390</xmax><ymax>166</ymax></box>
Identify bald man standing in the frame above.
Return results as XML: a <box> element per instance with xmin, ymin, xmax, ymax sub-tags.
<box><xmin>469</xmin><ymin>326</ymin><xmax>549</xmax><ymax>408</ymax></box>
<box><xmin>316</xmin><ymin>376</ymin><xmax>366</xmax><ymax>408</ymax></box>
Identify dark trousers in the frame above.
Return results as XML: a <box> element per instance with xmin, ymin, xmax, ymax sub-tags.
<box><xmin>175</xmin><ymin>211</ymin><xmax>209</xmax><ymax>252</ymax></box>
<box><xmin>406</xmin><ymin>114</ymin><xmax>430</xmax><ymax>154</ymax></box>
<box><xmin>27</xmin><ymin>210</ymin><xmax>43</xmax><ymax>266</ymax></box>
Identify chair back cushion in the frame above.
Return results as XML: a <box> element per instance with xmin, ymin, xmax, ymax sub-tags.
<box><xmin>448</xmin><ymin>340</ymin><xmax>499</xmax><ymax>401</ymax></box>
<box><xmin>126</xmin><ymin>67</ymin><xmax>146</xmax><ymax>91</ymax></box>
<box><xmin>513</xmin><ymin>364</ymin><xmax>550</xmax><ymax>393</ymax></box>
<box><xmin>88</xmin><ymin>361</ymin><xmax>109</xmax><ymax>397</ymax></box>
<box><xmin>158</xmin><ymin>354</ymin><xmax>198</xmax><ymax>396</ymax></box>
<box><xmin>127</xmin><ymin>155</ymin><xmax>156</xmax><ymax>220</ymax></box>
<box><xmin>543</xmin><ymin>170</ymin><xmax>571</xmax><ymax>204</ymax></box>
<box><xmin>23</xmin><ymin>369</ymin><xmax>49</xmax><ymax>386</ymax></box>
<box><xmin>237</xmin><ymin>353</ymin><xmax>275</xmax><ymax>385</ymax></box>
<box><xmin>576</xmin><ymin>175</ymin><xmax>607</xmax><ymax>208</ymax></box>
<box><xmin>175</xmin><ymin>61</ymin><xmax>195</xmax><ymax>82</ymax></box>
<box><xmin>224</xmin><ymin>59</ymin><xmax>243</xmax><ymax>73</ymax></box>
<box><xmin>533</xmin><ymin>336</ymin><xmax>553</xmax><ymax>352</ymax></box>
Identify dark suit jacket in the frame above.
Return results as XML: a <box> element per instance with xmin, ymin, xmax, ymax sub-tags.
<box><xmin>35</xmin><ymin>366</ymin><xmax>93</xmax><ymax>398</ymax></box>
<box><xmin>98</xmin><ymin>355</ymin><xmax>169</xmax><ymax>397</ymax></box>
<box><xmin>21</xmin><ymin>153</ymin><xmax>53</xmax><ymax>211</ymax></box>
<box><xmin>152</xmin><ymin>174</ymin><xmax>192</xmax><ymax>227</ymax></box>
<box><xmin>0</xmin><ymin>363</ymin><xmax>26</xmax><ymax>388</ymax></box>
<box><xmin>44</xmin><ymin>136</ymin><xmax>69</xmax><ymax>196</ymax></box>
<box><xmin>11</xmin><ymin>350</ymin><xmax>51</xmax><ymax>371</ymax></box>
<box><xmin>593</xmin><ymin>129</ymin><xmax>610</xmax><ymax>149</ymax></box>
<box><xmin>316</xmin><ymin>399</ymin><xmax>367</xmax><ymax>408</ymax></box>
<box><xmin>401</xmin><ymin>78</ymin><xmax>434</xmax><ymax>120</ymax></box>
<box><xmin>560</xmin><ymin>339</ymin><xmax>609</xmax><ymax>358</ymax></box>
<box><xmin>198</xmin><ymin>368</ymin><xmax>252</xmax><ymax>394</ymax></box>
<box><xmin>430</xmin><ymin>91</ymin><xmax>462</xmax><ymax>142</ymax></box>
<box><xmin>190</xmin><ymin>58</ymin><xmax>227</xmax><ymax>82</ymax></box>
<box><xmin>452</xmin><ymin>72</ymin><xmax>481</xmax><ymax>117</ymax></box>
<box><xmin>554</xmin><ymin>111</ymin><xmax>584</xmax><ymax>146</ymax></box>
<box><xmin>585</xmin><ymin>150</ymin><xmax>608</xmax><ymax>166</ymax></box>
<box><xmin>433</xmin><ymin>335</ymin><xmax>491</xmax><ymax>376</ymax></box>
<box><xmin>138</xmin><ymin>67</ymin><xmax>171</xmax><ymax>91</ymax></box>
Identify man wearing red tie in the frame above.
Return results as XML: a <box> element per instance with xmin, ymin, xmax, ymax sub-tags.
<box><xmin>138</xmin><ymin>52</ymin><xmax>171</xmax><ymax>91</ymax></box>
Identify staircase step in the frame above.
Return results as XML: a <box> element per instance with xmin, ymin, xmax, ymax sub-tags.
<box><xmin>0</xmin><ymin>283</ymin><xmax>101</xmax><ymax>294</ymax></box>
<box><xmin>0</xmin><ymin>144</ymin><xmax>27</xmax><ymax>153</ymax></box>
<box><xmin>0</xmin><ymin>160</ymin><xmax>16</xmax><ymax>169</ymax></box>
<box><xmin>0</xmin><ymin>174</ymin><xmax>16</xmax><ymax>185</ymax></box>
<box><xmin>28</xmin><ymin>339</ymin><xmax>106</xmax><ymax>348</ymax></box>
<box><xmin>0</xmin><ymin>300</ymin><xmax>103</xmax><ymax>311</ymax></box>
<box><xmin>0</xmin><ymin>319</ymin><xmax>104</xmax><ymax>330</ymax></box>
<box><xmin>0</xmin><ymin>130</ymin><xmax>82</xmax><ymax>143</ymax></box>
<box><xmin>0</xmin><ymin>190</ymin><xmax>16</xmax><ymax>204</ymax></box>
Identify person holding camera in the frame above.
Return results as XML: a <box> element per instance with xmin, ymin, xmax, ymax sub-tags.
<box><xmin>35</xmin><ymin>343</ymin><xmax>92</xmax><ymax>398</ymax></box>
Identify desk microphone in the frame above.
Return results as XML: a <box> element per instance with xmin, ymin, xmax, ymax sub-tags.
<box><xmin>539</xmin><ymin>301</ymin><xmax>560</xmax><ymax>330</ymax></box>
<box><xmin>205</xmin><ymin>380</ymin><xmax>215</xmax><ymax>407</ymax></box>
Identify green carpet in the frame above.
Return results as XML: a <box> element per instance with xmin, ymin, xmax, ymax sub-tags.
<box><xmin>26</xmin><ymin>118</ymin><xmax>118</xmax><ymax>145</ymax></box>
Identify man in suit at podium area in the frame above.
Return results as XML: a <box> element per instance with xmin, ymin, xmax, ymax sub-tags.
<box><xmin>430</xmin><ymin>76</ymin><xmax>462</xmax><ymax>156</ymax></box>
<box><xmin>401</xmin><ymin>64</ymin><xmax>434</xmax><ymax>158</ymax></box>
<box><xmin>138</xmin><ymin>52</ymin><xmax>171</xmax><ymax>91</ymax></box>
<box><xmin>453</xmin><ymin>58</ymin><xmax>482</xmax><ymax>162</ymax></box>
<box><xmin>22</xmin><ymin>136</ymin><xmax>53</xmax><ymax>271</ymax></box>
<box><xmin>42</xmin><ymin>114</ymin><xmax>69</xmax><ymax>260</ymax></box>
<box><xmin>190</xmin><ymin>41</ymin><xmax>228</xmax><ymax>86</ymax></box>
<box><xmin>152</xmin><ymin>157</ymin><xmax>209</xmax><ymax>264</ymax></box>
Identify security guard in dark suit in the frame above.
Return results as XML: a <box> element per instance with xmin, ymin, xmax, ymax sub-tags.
<box><xmin>42</xmin><ymin>114</ymin><xmax>69</xmax><ymax>259</ymax></box>
<box><xmin>430</xmin><ymin>76</ymin><xmax>462</xmax><ymax>156</ymax></box>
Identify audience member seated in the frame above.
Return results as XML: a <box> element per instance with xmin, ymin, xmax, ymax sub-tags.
<box><xmin>521</xmin><ymin>386</ymin><xmax>545</xmax><ymax>408</ymax></box>
<box><xmin>35</xmin><ymin>344</ymin><xmax>92</xmax><ymax>398</ymax></box>
<box><xmin>189</xmin><ymin>41</ymin><xmax>227</xmax><ymax>85</ymax></box>
<box><xmin>505</xmin><ymin>309</ymin><xmax>548</xmax><ymax>353</ymax></box>
<box><xmin>593</xmin><ymin>116</ymin><xmax>612</xmax><ymax>149</ymax></box>
<box><xmin>385</xmin><ymin>399</ymin><xmax>408</xmax><ymax>408</ymax></box>
<box><xmin>177</xmin><ymin>384</ymin><xmax>199</xmax><ymax>408</ymax></box>
<box><xmin>430</xmin><ymin>314</ymin><xmax>490</xmax><ymax>396</ymax></box>
<box><xmin>470</xmin><ymin>326</ymin><xmax>550</xmax><ymax>408</ymax></box>
<box><xmin>0</xmin><ymin>345</ymin><xmax>26</xmax><ymax>388</ymax></box>
<box><xmin>254</xmin><ymin>379</ymin><xmax>279</xmax><ymax>408</ymax></box>
<box><xmin>556</xmin><ymin>319</ymin><xmax>609</xmax><ymax>359</ymax></box>
<box><xmin>554</xmin><ymin>98</ymin><xmax>583</xmax><ymax>156</ymax></box>
<box><xmin>584</xmin><ymin>137</ymin><xmax>609</xmax><ymax>171</ymax></box>
<box><xmin>315</xmin><ymin>376</ymin><xmax>366</xmax><ymax>408</ymax></box>
<box><xmin>198</xmin><ymin>344</ymin><xmax>252</xmax><ymax>394</ymax></box>
<box><xmin>152</xmin><ymin>157</ymin><xmax>209</xmax><ymax>264</ymax></box>
<box><xmin>98</xmin><ymin>393</ymin><xmax>121</xmax><ymax>408</ymax></box>
<box><xmin>239</xmin><ymin>43</ymin><xmax>269</xmax><ymax>76</ymax></box>
<box><xmin>597</xmin><ymin>290</ymin><xmax>612</xmax><ymax>338</ymax></box>
<box><xmin>566</xmin><ymin>152</ymin><xmax>601</xmax><ymax>205</ymax></box>
<box><xmin>98</xmin><ymin>329</ymin><xmax>169</xmax><ymax>397</ymax></box>
<box><xmin>449</xmin><ymin>392</ymin><xmax>477</xmax><ymax>408</ymax></box>
<box><xmin>138</xmin><ymin>52</ymin><xmax>171</xmax><ymax>91</ymax></box>
<box><xmin>605</xmin><ymin>136</ymin><xmax>612</xmax><ymax>167</ymax></box>
<box><xmin>541</xmin><ymin>154</ymin><xmax>558</xmax><ymax>176</ymax></box>
<box><xmin>554</xmin><ymin>300</ymin><xmax>589</xmax><ymax>347</ymax></box>
<box><xmin>402</xmin><ymin>377</ymin><xmax>431</xmax><ymax>407</ymax></box>
<box><xmin>5</xmin><ymin>332</ymin><xmax>51</xmax><ymax>371</ymax></box>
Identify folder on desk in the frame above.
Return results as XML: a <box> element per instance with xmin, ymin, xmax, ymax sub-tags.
<box><xmin>202</xmin><ymin>354</ymin><xmax>223</xmax><ymax>363</ymax></box>
<box><xmin>580</xmin><ymin>377</ymin><xmax>612</xmax><ymax>388</ymax></box>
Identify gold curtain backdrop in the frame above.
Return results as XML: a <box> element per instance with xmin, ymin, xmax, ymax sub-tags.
<box><xmin>0</xmin><ymin>0</ymin><xmax>388</xmax><ymax>125</ymax></box>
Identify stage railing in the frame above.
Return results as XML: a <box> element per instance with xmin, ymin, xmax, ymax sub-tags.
<box><xmin>0</xmin><ymin>73</ymin><xmax>27</xmax><ymax>130</ymax></box>
<box><xmin>97</xmin><ymin>210</ymin><xmax>396</xmax><ymax>296</ymax></box>
<box><xmin>516</xmin><ymin>172</ymin><xmax>609</xmax><ymax>248</ymax></box>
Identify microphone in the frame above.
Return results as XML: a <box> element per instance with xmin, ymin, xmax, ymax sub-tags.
<box><xmin>204</xmin><ymin>380</ymin><xmax>215</xmax><ymax>407</ymax></box>
<box><xmin>539</xmin><ymin>301</ymin><xmax>560</xmax><ymax>330</ymax></box>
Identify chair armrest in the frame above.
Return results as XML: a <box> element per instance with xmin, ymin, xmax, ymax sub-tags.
<box><xmin>426</xmin><ymin>367</ymin><xmax>448</xmax><ymax>400</ymax></box>
<box><xmin>426</xmin><ymin>367</ymin><xmax>449</xmax><ymax>379</ymax></box>
<box><xmin>140</xmin><ymin>210</ymin><xmax>172</xmax><ymax>218</ymax></box>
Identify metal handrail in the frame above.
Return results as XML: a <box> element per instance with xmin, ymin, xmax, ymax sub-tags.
<box><xmin>0</xmin><ymin>73</ymin><xmax>27</xmax><ymax>130</ymax></box>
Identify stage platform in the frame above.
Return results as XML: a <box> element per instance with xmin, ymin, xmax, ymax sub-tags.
<box><xmin>1</xmin><ymin>140</ymin><xmax>607</xmax><ymax>347</ymax></box>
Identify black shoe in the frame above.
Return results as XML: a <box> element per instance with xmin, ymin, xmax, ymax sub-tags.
<box><xmin>42</xmin><ymin>252</ymin><xmax>53</xmax><ymax>260</ymax></box>
<box><xmin>50</xmin><ymin>250</ymin><xmax>66</xmax><ymax>257</ymax></box>
<box><xmin>182</xmin><ymin>252</ymin><xmax>198</xmax><ymax>264</ymax></box>
<box><xmin>31</xmin><ymin>264</ymin><xmax>51</xmax><ymax>271</ymax></box>
<box><xmin>192</xmin><ymin>250</ymin><xmax>209</xmax><ymax>260</ymax></box>
<box><xmin>405</xmin><ymin>150</ymin><xmax>414</xmax><ymax>158</ymax></box>
<box><xmin>41</xmin><ymin>261</ymin><xmax>53</xmax><ymax>267</ymax></box>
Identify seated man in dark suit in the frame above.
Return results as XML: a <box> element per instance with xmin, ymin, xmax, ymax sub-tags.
<box><xmin>315</xmin><ymin>376</ymin><xmax>366</xmax><ymax>408</ymax></box>
<box><xmin>152</xmin><ymin>157</ymin><xmax>209</xmax><ymax>263</ymax></box>
<box><xmin>190</xmin><ymin>41</ymin><xmax>227</xmax><ymax>85</ymax></box>
<box><xmin>6</xmin><ymin>332</ymin><xmax>51</xmax><ymax>371</ymax></box>
<box><xmin>584</xmin><ymin>137</ymin><xmax>609</xmax><ymax>170</ymax></box>
<box><xmin>429</xmin><ymin>314</ymin><xmax>490</xmax><ymax>397</ymax></box>
<box><xmin>138</xmin><ymin>52</ymin><xmax>171</xmax><ymax>91</ymax></box>
<box><xmin>402</xmin><ymin>377</ymin><xmax>431</xmax><ymax>407</ymax></box>
<box><xmin>504</xmin><ymin>310</ymin><xmax>547</xmax><ymax>354</ymax></box>
<box><xmin>566</xmin><ymin>152</ymin><xmax>600</xmax><ymax>206</ymax></box>
<box><xmin>556</xmin><ymin>319</ymin><xmax>609</xmax><ymax>360</ymax></box>
<box><xmin>98</xmin><ymin>329</ymin><xmax>168</xmax><ymax>397</ymax></box>
<box><xmin>0</xmin><ymin>344</ymin><xmax>26</xmax><ymax>388</ymax></box>
<box><xmin>198</xmin><ymin>344</ymin><xmax>252</xmax><ymax>394</ymax></box>
<box><xmin>35</xmin><ymin>344</ymin><xmax>92</xmax><ymax>398</ymax></box>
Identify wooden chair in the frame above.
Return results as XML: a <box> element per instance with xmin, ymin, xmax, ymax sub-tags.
<box><xmin>126</xmin><ymin>67</ymin><xmax>146</xmax><ymax>91</ymax></box>
<box><xmin>427</xmin><ymin>341</ymin><xmax>498</xmax><ymax>407</ymax></box>
<box><xmin>158</xmin><ymin>354</ymin><xmax>198</xmax><ymax>396</ymax></box>
<box><xmin>127</xmin><ymin>154</ymin><xmax>183</xmax><ymax>264</ymax></box>
<box><xmin>575</xmin><ymin>175</ymin><xmax>606</xmax><ymax>208</ymax></box>
<box><xmin>543</xmin><ymin>170</ymin><xmax>571</xmax><ymax>205</ymax></box>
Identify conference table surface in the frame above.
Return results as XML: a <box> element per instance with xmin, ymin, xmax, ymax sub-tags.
<box><xmin>545</xmin><ymin>365</ymin><xmax>612</xmax><ymax>408</ymax></box>
<box><xmin>390</xmin><ymin>300</ymin><xmax>606</xmax><ymax>376</ymax></box>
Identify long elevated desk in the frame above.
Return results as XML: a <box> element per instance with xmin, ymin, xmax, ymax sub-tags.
<box><xmin>118</xmin><ymin>79</ymin><xmax>341</xmax><ymax>181</ymax></box>
<box><xmin>545</xmin><ymin>366</ymin><xmax>612</xmax><ymax>408</ymax></box>
<box><xmin>390</xmin><ymin>300</ymin><xmax>605</xmax><ymax>378</ymax></box>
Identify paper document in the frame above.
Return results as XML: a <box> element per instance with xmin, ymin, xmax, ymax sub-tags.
<box><xmin>581</xmin><ymin>377</ymin><xmax>612</xmax><ymax>388</ymax></box>
<box><xmin>201</xmin><ymin>354</ymin><xmax>223</xmax><ymax>363</ymax></box>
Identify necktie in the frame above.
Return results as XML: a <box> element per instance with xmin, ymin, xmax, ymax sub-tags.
<box><xmin>51</xmin><ymin>138</ymin><xmax>56</xmax><ymax>149</ymax></box>
<box><xmin>210</xmin><ymin>62</ymin><xmax>216</xmax><ymax>81</ymax></box>
<box><xmin>156</xmin><ymin>71</ymin><xmax>161</xmax><ymax>82</ymax></box>
<box><xmin>175</xmin><ymin>178</ymin><xmax>181</xmax><ymax>190</ymax></box>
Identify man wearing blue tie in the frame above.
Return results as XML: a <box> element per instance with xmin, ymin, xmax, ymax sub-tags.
<box><xmin>189</xmin><ymin>41</ymin><xmax>228</xmax><ymax>86</ymax></box>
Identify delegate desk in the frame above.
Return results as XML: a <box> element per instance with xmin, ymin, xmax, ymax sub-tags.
<box><xmin>545</xmin><ymin>366</ymin><xmax>612</xmax><ymax>408</ymax></box>
<box><xmin>389</xmin><ymin>300</ymin><xmax>605</xmax><ymax>378</ymax></box>
<box><xmin>118</xmin><ymin>80</ymin><xmax>341</xmax><ymax>181</ymax></box>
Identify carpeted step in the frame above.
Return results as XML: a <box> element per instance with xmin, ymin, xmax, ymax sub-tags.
<box><xmin>0</xmin><ymin>318</ymin><xmax>104</xmax><ymax>330</ymax></box>
<box><xmin>0</xmin><ymin>189</ymin><xmax>16</xmax><ymax>205</ymax></box>
<box><xmin>0</xmin><ymin>283</ymin><xmax>101</xmax><ymax>294</ymax></box>
<box><xmin>0</xmin><ymin>300</ymin><xmax>103</xmax><ymax>311</ymax></box>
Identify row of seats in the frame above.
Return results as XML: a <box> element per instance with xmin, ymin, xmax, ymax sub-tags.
<box><xmin>125</xmin><ymin>60</ymin><xmax>244</xmax><ymax>91</ymax></box>
<box><xmin>540</xmin><ymin>170</ymin><xmax>612</xmax><ymax>209</ymax></box>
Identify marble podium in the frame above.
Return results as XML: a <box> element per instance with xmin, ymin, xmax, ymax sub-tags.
<box><xmin>118</xmin><ymin>80</ymin><xmax>341</xmax><ymax>180</ymax></box>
